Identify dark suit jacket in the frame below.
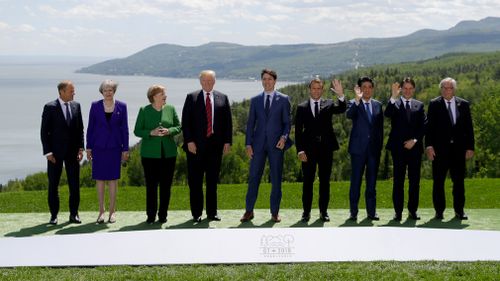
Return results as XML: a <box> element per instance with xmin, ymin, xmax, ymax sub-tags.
<box><xmin>245</xmin><ymin>91</ymin><xmax>293</xmax><ymax>152</ymax></box>
<box><xmin>346</xmin><ymin>99</ymin><xmax>384</xmax><ymax>156</ymax></box>
<box><xmin>86</xmin><ymin>99</ymin><xmax>129</xmax><ymax>151</ymax></box>
<box><xmin>182</xmin><ymin>90</ymin><xmax>232</xmax><ymax>152</ymax></box>
<box><xmin>295</xmin><ymin>98</ymin><xmax>346</xmax><ymax>153</ymax></box>
<box><xmin>384</xmin><ymin>98</ymin><xmax>425</xmax><ymax>154</ymax></box>
<box><xmin>425</xmin><ymin>96</ymin><xmax>474</xmax><ymax>153</ymax></box>
<box><xmin>41</xmin><ymin>99</ymin><xmax>84</xmax><ymax>159</ymax></box>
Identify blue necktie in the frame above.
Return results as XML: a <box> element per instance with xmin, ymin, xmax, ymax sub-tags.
<box><xmin>364</xmin><ymin>102</ymin><xmax>372</xmax><ymax>123</ymax></box>
<box><xmin>64</xmin><ymin>102</ymin><xmax>71</xmax><ymax>126</ymax></box>
<box><xmin>265</xmin><ymin>95</ymin><xmax>271</xmax><ymax>116</ymax></box>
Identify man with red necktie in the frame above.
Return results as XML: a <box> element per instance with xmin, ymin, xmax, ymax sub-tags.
<box><xmin>182</xmin><ymin>70</ymin><xmax>233</xmax><ymax>222</ymax></box>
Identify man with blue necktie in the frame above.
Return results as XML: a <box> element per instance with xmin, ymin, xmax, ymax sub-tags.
<box><xmin>241</xmin><ymin>69</ymin><xmax>292</xmax><ymax>223</ymax></box>
<box><xmin>346</xmin><ymin>76</ymin><xmax>384</xmax><ymax>221</ymax></box>
<box><xmin>41</xmin><ymin>80</ymin><xmax>84</xmax><ymax>225</ymax></box>
<box><xmin>384</xmin><ymin>78</ymin><xmax>425</xmax><ymax>221</ymax></box>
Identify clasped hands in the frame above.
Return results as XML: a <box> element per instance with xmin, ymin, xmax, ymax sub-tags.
<box><xmin>150</xmin><ymin>126</ymin><xmax>169</xmax><ymax>137</ymax></box>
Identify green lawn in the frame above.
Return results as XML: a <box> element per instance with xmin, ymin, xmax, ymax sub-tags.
<box><xmin>1</xmin><ymin>178</ymin><xmax>499</xmax><ymax>212</ymax></box>
<box><xmin>1</xmin><ymin>178</ymin><xmax>499</xmax><ymax>280</ymax></box>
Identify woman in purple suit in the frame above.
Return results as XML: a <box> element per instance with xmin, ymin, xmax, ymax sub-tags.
<box><xmin>86</xmin><ymin>80</ymin><xmax>129</xmax><ymax>224</ymax></box>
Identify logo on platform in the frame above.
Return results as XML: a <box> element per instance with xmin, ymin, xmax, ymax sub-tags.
<box><xmin>260</xmin><ymin>234</ymin><xmax>295</xmax><ymax>258</ymax></box>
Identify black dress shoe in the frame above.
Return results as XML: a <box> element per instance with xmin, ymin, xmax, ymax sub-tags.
<box><xmin>301</xmin><ymin>213</ymin><xmax>311</xmax><ymax>222</ymax></box>
<box><xmin>69</xmin><ymin>214</ymin><xmax>81</xmax><ymax>224</ymax></box>
<box><xmin>455</xmin><ymin>212</ymin><xmax>468</xmax><ymax>220</ymax></box>
<box><xmin>158</xmin><ymin>217</ymin><xmax>167</xmax><ymax>223</ymax></box>
<box><xmin>320</xmin><ymin>213</ymin><xmax>330</xmax><ymax>222</ymax></box>
<box><xmin>193</xmin><ymin>216</ymin><xmax>202</xmax><ymax>223</ymax></box>
<box><xmin>367</xmin><ymin>214</ymin><xmax>380</xmax><ymax>221</ymax></box>
<box><xmin>146</xmin><ymin>218</ymin><xmax>155</xmax><ymax>224</ymax></box>
<box><xmin>348</xmin><ymin>214</ymin><xmax>357</xmax><ymax>221</ymax></box>
<box><xmin>409</xmin><ymin>212</ymin><xmax>421</xmax><ymax>220</ymax></box>
<box><xmin>393</xmin><ymin>213</ymin><xmax>402</xmax><ymax>221</ymax></box>
<box><xmin>208</xmin><ymin>214</ymin><xmax>221</xmax><ymax>221</ymax></box>
<box><xmin>434</xmin><ymin>213</ymin><xmax>444</xmax><ymax>220</ymax></box>
<box><xmin>49</xmin><ymin>216</ymin><xmax>58</xmax><ymax>225</ymax></box>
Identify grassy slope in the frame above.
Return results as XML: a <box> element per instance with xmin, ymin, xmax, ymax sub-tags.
<box><xmin>1</xmin><ymin>179</ymin><xmax>499</xmax><ymax>213</ymax></box>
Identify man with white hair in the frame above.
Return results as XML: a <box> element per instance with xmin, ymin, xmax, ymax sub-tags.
<box><xmin>425</xmin><ymin>77</ymin><xmax>475</xmax><ymax>220</ymax></box>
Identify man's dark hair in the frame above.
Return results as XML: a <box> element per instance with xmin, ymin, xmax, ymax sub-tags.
<box><xmin>261</xmin><ymin>68</ymin><xmax>277</xmax><ymax>80</ymax></box>
<box><xmin>401</xmin><ymin>77</ymin><xmax>416</xmax><ymax>88</ymax></box>
<box><xmin>357</xmin><ymin>76</ymin><xmax>374</xmax><ymax>87</ymax></box>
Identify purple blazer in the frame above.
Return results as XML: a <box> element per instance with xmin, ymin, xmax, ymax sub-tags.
<box><xmin>86</xmin><ymin>99</ymin><xmax>129</xmax><ymax>151</ymax></box>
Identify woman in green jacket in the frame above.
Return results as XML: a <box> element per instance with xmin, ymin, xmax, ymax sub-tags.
<box><xmin>134</xmin><ymin>85</ymin><xmax>181</xmax><ymax>224</ymax></box>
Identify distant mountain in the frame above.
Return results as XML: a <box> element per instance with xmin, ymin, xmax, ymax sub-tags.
<box><xmin>77</xmin><ymin>17</ymin><xmax>500</xmax><ymax>80</ymax></box>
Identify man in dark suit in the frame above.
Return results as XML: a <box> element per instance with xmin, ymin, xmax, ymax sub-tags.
<box><xmin>346</xmin><ymin>76</ymin><xmax>384</xmax><ymax>221</ymax></box>
<box><xmin>295</xmin><ymin>77</ymin><xmax>346</xmax><ymax>222</ymax></box>
<box><xmin>241</xmin><ymin>69</ymin><xmax>292</xmax><ymax>223</ymax></box>
<box><xmin>384</xmin><ymin>77</ymin><xmax>425</xmax><ymax>221</ymax></box>
<box><xmin>182</xmin><ymin>70</ymin><xmax>232</xmax><ymax>222</ymax></box>
<box><xmin>425</xmin><ymin>77</ymin><xmax>474</xmax><ymax>220</ymax></box>
<box><xmin>40</xmin><ymin>80</ymin><xmax>84</xmax><ymax>225</ymax></box>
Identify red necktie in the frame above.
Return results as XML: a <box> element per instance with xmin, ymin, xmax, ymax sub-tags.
<box><xmin>206</xmin><ymin>93</ymin><xmax>212</xmax><ymax>137</ymax></box>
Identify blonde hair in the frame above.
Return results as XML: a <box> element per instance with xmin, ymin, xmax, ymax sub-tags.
<box><xmin>147</xmin><ymin>85</ymin><xmax>165</xmax><ymax>103</ymax></box>
<box><xmin>199</xmin><ymin>70</ymin><xmax>216</xmax><ymax>80</ymax></box>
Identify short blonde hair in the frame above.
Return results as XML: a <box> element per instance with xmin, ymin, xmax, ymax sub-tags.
<box><xmin>147</xmin><ymin>85</ymin><xmax>165</xmax><ymax>103</ymax></box>
<box><xmin>199</xmin><ymin>70</ymin><xmax>216</xmax><ymax>80</ymax></box>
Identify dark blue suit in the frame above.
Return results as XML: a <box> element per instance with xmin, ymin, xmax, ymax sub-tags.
<box><xmin>346</xmin><ymin>99</ymin><xmax>383</xmax><ymax>218</ymax></box>
<box><xmin>86</xmin><ymin>99</ymin><xmax>129</xmax><ymax>180</ymax></box>
<box><xmin>245</xmin><ymin>91</ymin><xmax>292</xmax><ymax>215</ymax></box>
<box><xmin>41</xmin><ymin>99</ymin><xmax>84</xmax><ymax>218</ymax></box>
<box><xmin>384</xmin><ymin>98</ymin><xmax>425</xmax><ymax>216</ymax></box>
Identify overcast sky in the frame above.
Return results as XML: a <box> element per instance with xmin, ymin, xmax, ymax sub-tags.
<box><xmin>1</xmin><ymin>0</ymin><xmax>500</xmax><ymax>58</ymax></box>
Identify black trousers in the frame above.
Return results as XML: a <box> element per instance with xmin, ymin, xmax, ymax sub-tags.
<box><xmin>391</xmin><ymin>149</ymin><xmax>422</xmax><ymax>215</ymax></box>
<box><xmin>432</xmin><ymin>144</ymin><xmax>466</xmax><ymax>215</ymax></box>
<box><xmin>301</xmin><ymin>146</ymin><xmax>333</xmax><ymax>215</ymax></box>
<box><xmin>141</xmin><ymin>156</ymin><xmax>176</xmax><ymax>221</ymax></box>
<box><xmin>47</xmin><ymin>154</ymin><xmax>80</xmax><ymax>218</ymax></box>
<box><xmin>186</xmin><ymin>138</ymin><xmax>223</xmax><ymax>218</ymax></box>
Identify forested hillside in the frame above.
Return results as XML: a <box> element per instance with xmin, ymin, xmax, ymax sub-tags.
<box><xmin>77</xmin><ymin>17</ymin><xmax>500</xmax><ymax>80</ymax></box>
<box><xmin>3</xmin><ymin>52</ymin><xmax>499</xmax><ymax>191</ymax></box>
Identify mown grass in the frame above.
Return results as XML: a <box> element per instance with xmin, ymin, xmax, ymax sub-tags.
<box><xmin>1</xmin><ymin>178</ymin><xmax>499</xmax><ymax>280</ymax></box>
<box><xmin>0</xmin><ymin>178</ymin><xmax>499</xmax><ymax>213</ymax></box>
<box><xmin>0</xmin><ymin>261</ymin><xmax>499</xmax><ymax>281</ymax></box>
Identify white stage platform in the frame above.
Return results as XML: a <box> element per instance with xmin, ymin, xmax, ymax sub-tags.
<box><xmin>1</xmin><ymin>227</ymin><xmax>499</xmax><ymax>267</ymax></box>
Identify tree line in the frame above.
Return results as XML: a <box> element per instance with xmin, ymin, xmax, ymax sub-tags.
<box><xmin>2</xmin><ymin>51</ymin><xmax>499</xmax><ymax>191</ymax></box>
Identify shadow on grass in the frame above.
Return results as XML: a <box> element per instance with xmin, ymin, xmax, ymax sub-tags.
<box><xmin>115</xmin><ymin>221</ymin><xmax>163</xmax><ymax>232</ymax></box>
<box><xmin>418</xmin><ymin>217</ymin><xmax>470</xmax><ymax>229</ymax></box>
<box><xmin>167</xmin><ymin>219</ymin><xmax>210</xmax><ymax>229</ymax></box>
<box><xmin>338</xmin><ymin>217</ymin><xmax>375</xmax><ymax>227</ymax></box>
<box><xmin>290</xmin><ymin>218</ymin><xmax>326</xmax><ymax>228</ymax></box>
<box><xmin>381</xmin><ymin>218</ymin><xmax>418</xmax><ymax>228</ymax></box>
<box><xmin>5</xmin><ymin>222</ymin><xmax>70</xmax><ymax>237</ymax></box>
<box><xmin>55</xmin><ymin>222</ymin><xmax>109</xmax><ymax>235</ymax></box>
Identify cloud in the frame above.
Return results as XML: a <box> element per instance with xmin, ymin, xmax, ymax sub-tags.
<box><xmin>0</xmin><ymin>22</ymin><xmax>35</xmax><ymax>33</ymax></box>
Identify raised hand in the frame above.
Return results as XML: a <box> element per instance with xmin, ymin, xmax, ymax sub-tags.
<box><xmin>354</xmin><ymin>85</ymin><xmax>362</xmax><ymax>102</ymax></box>
<box><xmin>391</xmin><ymin>82</ymin><xmax>401</xmax><ymax>99</ymax></box>
<box><xmin>330</xmin><ymin>79</ymin><xmax>344</xmax><ymax>97</ymax></box>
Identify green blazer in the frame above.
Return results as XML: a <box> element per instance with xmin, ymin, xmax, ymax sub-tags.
<box><xmin>134</xmin><ymin>104</ymin><xmax>181</xmax><ymax>158</ymax></box>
